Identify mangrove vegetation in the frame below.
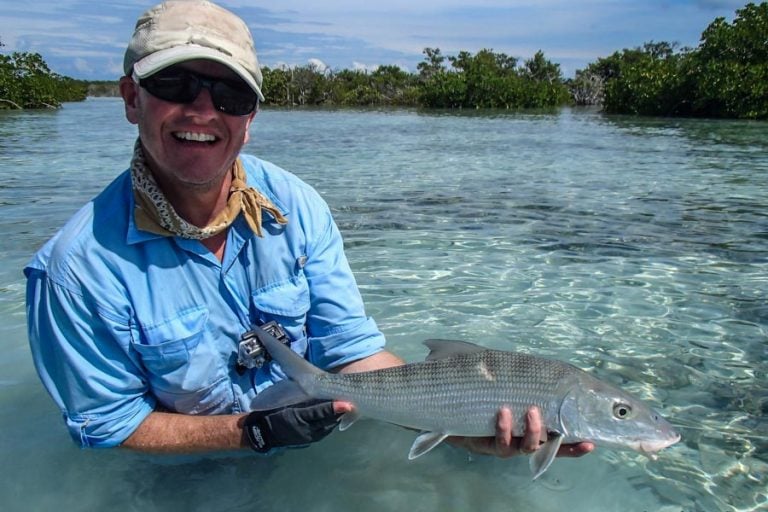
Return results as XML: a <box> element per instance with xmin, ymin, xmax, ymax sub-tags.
<box><xmin>0</xmin><ymin>38</ymin><xmax>87</xmax><ymax>109</ymax></box>
<box><xmin>1</xmin><ymin>2</ymin><xmax>766</xmax><ymax>118</ymax></box>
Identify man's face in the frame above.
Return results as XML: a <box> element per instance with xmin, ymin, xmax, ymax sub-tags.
<box><xmin>120</xmin><ymin>59</ymin><xmax>256</xmax><ymax>196</ymax></box>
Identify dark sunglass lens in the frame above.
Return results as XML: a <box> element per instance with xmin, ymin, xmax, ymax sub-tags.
<box><xmin>141</xmin><ymin>68</ymin><xmax>256</xmax><ymax>115</ymax></box>
<box><xmin>211</xmin><ymin>81</ymin><xmax>258</xmax><ymax>116</ymax></box>
<box><xmin>143</xmin><ymin>70</ymin><xmax>200</xmax><ymax>103</ymax></box>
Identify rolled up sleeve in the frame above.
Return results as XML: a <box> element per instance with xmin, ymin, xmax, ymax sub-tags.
<box><xmin>25</xmin><ymin>268</ymin><xmax>154</xmax><ymax>448</ymax></box>
<box><xmin>302</xmin><ymin>209</ymin><xmax>385</xmax><ymax>369</ymax></box>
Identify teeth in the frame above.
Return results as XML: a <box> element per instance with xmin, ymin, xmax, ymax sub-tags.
<box><xmin>174</xmin><ymin>132</ymin><xmax>216</xmax><ymax>142</ymax></box>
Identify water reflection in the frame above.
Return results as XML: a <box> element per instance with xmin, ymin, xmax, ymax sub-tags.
<box><xmin>1</xmin><ymin>101</ymin><xmax>766</xmax><ymax>511</ymax></box>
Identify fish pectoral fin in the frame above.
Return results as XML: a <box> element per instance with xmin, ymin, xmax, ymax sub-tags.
<box><xmin>339</xmin><ymin>410</ymin><xmax>361</xmax><ymax>431</ymax></box>
<box><xmin>529</xmin><ymin>432</ymin><xmax>564</xmax><ymax>480</ymax></box>
<box><xmin>408</xmin><ymin>431</ymin><xmax>450</xmax><ymax>460</ymax></box>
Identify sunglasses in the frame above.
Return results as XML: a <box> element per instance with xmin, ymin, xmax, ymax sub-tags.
<box><xmin>137</xmin><ymin>67</ymin><xmax>258</xmax><ymax>116</ymax></box>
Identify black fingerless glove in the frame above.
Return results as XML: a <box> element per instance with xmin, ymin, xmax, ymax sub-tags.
<box><xmin>243</xmin><ymin>399</ymin><xmax>342</xmax><ymax>453</ymax></box>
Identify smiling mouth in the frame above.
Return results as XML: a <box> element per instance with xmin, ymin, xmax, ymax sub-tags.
<box><xmin>173</xmin><ymin>131</ymin><xmax>217</xmax><ymax>143</ymax></box>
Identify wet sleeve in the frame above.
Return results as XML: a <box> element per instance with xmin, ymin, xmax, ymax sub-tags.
<box><xmin>302</xmin><ymin>207</ymin><xmax>386</xmax><ymax>370</ymax></box>
<box><xmin>25</xmin><ymin>268</ymin><xmax>155</xmax><ymax>448</ymax></box>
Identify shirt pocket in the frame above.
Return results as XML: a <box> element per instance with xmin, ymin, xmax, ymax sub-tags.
<box><xmin>251</xmin><ymin>273</ymin><xmax>311</xmax><ymax>353</ymax></box>
<box><xmin>131</xmin><ymin>307</ymin><xmax>207</xmax><ymax>370</ymax></box>
<box><xmin>130</xmin><ymin>307</ymin><xmax>233</xmax><ymax>414</ymax></box>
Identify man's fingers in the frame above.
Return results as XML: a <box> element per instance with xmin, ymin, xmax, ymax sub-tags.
<box><xmin>520</xmin><ymin>407</ymin><xmax>543</xmax><ymax>453</ymax></box>
<box><xmin>332</xmin><ymin>401</ymin><xmax>354</xmax><ymax>414</ymax></box>
<box><xmin>557</xmin><ymin>442</ymin><xmax>595</xmax><ymax>458</ymax></box>
<box><xmin>435</xmin><ymin>406</ymin><xmax>596</xmax><ymax>461</ymax></box>
<box><xmin>494</xmin><ymin>407</ymin><xmax>515</xmax><ymax>457</ymax></box>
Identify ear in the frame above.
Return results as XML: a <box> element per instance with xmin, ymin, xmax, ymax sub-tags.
<box><xmin>119</xmin><ymin>76</ymin><xmax>140</xmax><ymax>125</ymax></box>
<box><xmin>243</xmin><ymin>109</ymin><xmax>257</xmax><ymax>144</ymax></box>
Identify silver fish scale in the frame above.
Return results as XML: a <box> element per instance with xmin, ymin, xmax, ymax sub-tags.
<box><xmin>310</xmin><ymin>350</ymin><xmax>582</xmax><ymax>436</ymax></box>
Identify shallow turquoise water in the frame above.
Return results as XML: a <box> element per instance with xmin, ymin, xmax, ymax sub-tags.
<box><xmin>0</xmin><ymin>99</ymin><xmax>766</xmax><ymax>511</ymax></box>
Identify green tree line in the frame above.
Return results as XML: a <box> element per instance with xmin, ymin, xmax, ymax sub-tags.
<box><xmin>581</xmin><ymin>2</ymin><xmax>767</xmax><ymax>118</ymax></box>
<box><xmin>0</xmin><ymin>38</ymin><xmax>87</xmax><ymax>109</ymax></box>
<box><xmin>259</xmin><ymin>1</ymin><xmax>767</xmax><ymax>118</ymax></box>
<box><xmin>260</xmin><ymin>48</ymin><xmax>569</xmax><ymax>109</ymax></box>
<box><xmin>1</xmin><ymin>2</ymin><xmax>766</xmax><ymax>118</ymax></box>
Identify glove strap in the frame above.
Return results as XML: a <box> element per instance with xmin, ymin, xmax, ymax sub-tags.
<box><xmin>243</xmin><ymin>414</ymin><xmax>274</xmax><ymax>453</ymax></box>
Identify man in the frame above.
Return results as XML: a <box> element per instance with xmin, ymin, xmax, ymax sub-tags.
<box><xmin>25</xmin><ymin>0</ymin><xmax>591</xmax><ymax>459</ymax></box>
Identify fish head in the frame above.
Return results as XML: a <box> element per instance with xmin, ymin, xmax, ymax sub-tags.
<box><xmin>559</xmin><ymin>377</ymin><xmax>680</xmax><ymax>455</ymax></box>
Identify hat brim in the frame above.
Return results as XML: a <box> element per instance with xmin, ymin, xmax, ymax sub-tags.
<box><xmin>132</xmin><ymin>45</ymin><xmax>265</xmax><ymax>102</ymax></box>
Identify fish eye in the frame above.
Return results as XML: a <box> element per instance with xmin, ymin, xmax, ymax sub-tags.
<box><xmin>613</xmin><ymin>403</ymin><xmax>632</xmax><ymax>420</ymax></box>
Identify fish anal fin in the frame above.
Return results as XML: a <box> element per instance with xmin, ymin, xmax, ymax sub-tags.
<box><xmin>530</xmin><ymin>432</ymin><xmax>564</xmax><ymax>480</ymax></box>
<box><xmin>339</xmin><ymin>410</ymin><xmax>361</xmax><ymax>431</ymax></box>
<box><xmin>408</xmin><ymin>431</ymin><xmax>450</xmax><ymax>459</ymax></box>
<box><xmin>423</xmin><ymin>339</ymin><xmax>488</xmax><ymax>361</ymax></box>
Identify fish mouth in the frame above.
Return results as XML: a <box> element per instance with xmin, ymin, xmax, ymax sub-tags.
<box><xmin>635</xmin><ymin>431</ymin><xmax>682</xmax><ymax>457</ymax></box>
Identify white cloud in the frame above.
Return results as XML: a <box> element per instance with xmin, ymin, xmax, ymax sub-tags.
<box><xmin>351</xmin><ymin>61</ymin><xmax>376</xmax><ymax>73</ymax></box>
<box><xmin>307</xmin><ymin>58</ymin><xmax>329</xmax><ymax>73</ymax></box>
<box><xmin>107</xmin><ymin>58</ymin><xmax>126</xmax><ymax>77</ymax></box>
<box><xmin>73</xmin><ymin>58</ymin><xmax>92</xmax><ymax>73</ymax></box>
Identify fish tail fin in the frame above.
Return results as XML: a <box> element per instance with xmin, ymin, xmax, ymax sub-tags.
<box><xmin>255</xmin><ymin>326</ymin><xmax>324</xmax><ymax>385</ymax></box>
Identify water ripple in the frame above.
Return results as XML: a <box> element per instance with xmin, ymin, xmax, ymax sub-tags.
<box><xmin>1</xmin><ymin>103</ymin><xmax>766</xmax><ymax>511</ymax></box>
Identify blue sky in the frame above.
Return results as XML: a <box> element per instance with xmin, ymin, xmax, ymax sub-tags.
<box><xmin>0</xmin><ymin>0</ymin><xmax>748</xmax><ymax>80</ymax></box>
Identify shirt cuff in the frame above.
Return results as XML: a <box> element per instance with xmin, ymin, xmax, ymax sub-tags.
<box><xmin>64</xmin><ymin>396</ymin><xmax>155</xmax><ymax>448</ymax></box>
<box><xmin>307</xmin><ymin>317</ymin><xmax>386</xmax><ymax>370</ymax></box>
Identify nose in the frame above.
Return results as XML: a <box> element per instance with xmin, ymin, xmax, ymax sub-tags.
<box><xmin>186</xmin><ymin>86</ymin><xmax>217</xmax><ymax>116</ymax></box>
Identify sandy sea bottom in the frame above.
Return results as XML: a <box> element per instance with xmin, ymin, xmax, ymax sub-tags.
<box><xmin>0</xmin><ymin>100</ymin><xmax>766</xmax><ymax>511</ymax></box>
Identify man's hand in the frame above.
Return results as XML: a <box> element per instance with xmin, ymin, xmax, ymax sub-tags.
<box><xmin>449</xmin><ymin>406</ymin><xmax>595</xmax><ymax>458</ymax></box>
<box><xmin>243</xmin><ymin>399</ymin><xmax>345</xmax><ymax>452</ymax></box>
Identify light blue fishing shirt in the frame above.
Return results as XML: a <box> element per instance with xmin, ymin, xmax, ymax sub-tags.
<box><xmin>25</xmin><ymin>154</ymin><xmax>385</xmax><ymax>448</ymax></box>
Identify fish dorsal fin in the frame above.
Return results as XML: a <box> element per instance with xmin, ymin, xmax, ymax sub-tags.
<box><xmin>529</xmin><ymin>431</ymin><xmax>564</xmax><ymax>480</ymax></box>
<box><xmin>423</xmin><ymin>339</ymin><xmax>488</xmax><ymax>361</ymax></box>
<box><xmin>408</xmin><ymin>431</ymin><xmax>450</xmax><ymax>459</ymax></box>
